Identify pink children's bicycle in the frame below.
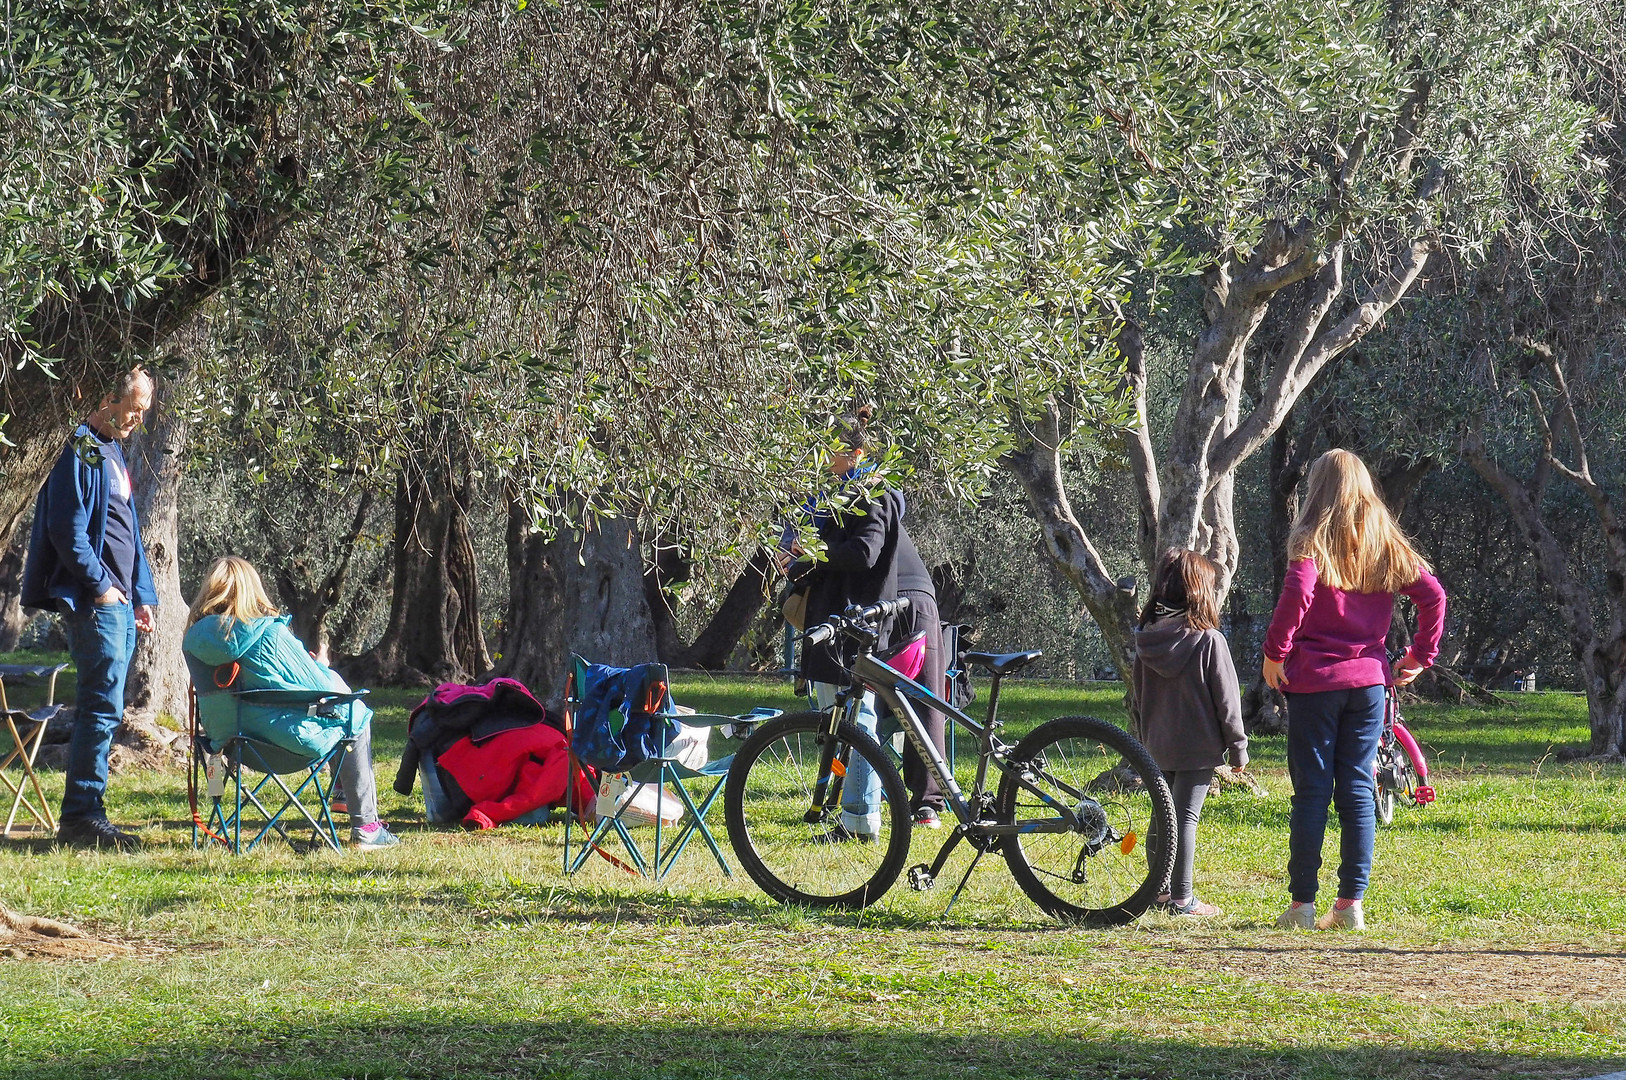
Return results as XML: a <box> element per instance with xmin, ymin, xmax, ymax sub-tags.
<box><xmin>1374</xmin><ymin>683</ymin><xmax>1435</xmax><ymax>825</ymax></box>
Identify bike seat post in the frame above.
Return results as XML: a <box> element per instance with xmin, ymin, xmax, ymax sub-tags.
<box><xmin>984</xmin><ymin>671</ymin><xmax>1006</xmax><ymax>731</ymax></box>
<box><xmin>972</xmin><ymin>672</ymin><xmax>1007</xmax><ymax>801</ymax></box>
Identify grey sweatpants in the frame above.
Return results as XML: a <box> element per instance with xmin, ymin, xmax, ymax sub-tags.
<box><xmin>333</xmin><ymin>723</ymin><xmax>380</xmax><ymax>829</ymax></box>
<box><xmin>1163</xmin><ymin>768</ymin><xmax>1213</xmax><ymax>901</ymax></box>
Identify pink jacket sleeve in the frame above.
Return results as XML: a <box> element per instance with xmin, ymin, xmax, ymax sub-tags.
<box><xmin>1402</xmin><ymin>568</ymin><xmax>1447</xmax><ymax>668</ymax></box>
<box><xmin>1263</xmin><ymin>559</ymin><xmax>1318</xmax><ymax>663</ymax></box>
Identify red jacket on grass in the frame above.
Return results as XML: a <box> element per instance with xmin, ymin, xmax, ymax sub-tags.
<box><xmin>436</xmin><ymin>724</ymin><xmax>593</xmax><ymax>830</ymax></box>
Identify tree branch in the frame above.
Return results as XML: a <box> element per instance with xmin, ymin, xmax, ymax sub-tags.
<box><xmin>1117</xmin><ymin>319</ymin><xmax>1161</xmax><ymax>571</ymax></box>
<box><xmin>1209</xmin><ymin>230</ymin><xmax>1433</xmax><ymax>482</ymax></box>
<box><xmin>1004</xmin><ymin>401</ymin><xmax>1141</xmax><ymax>697</ymax></box>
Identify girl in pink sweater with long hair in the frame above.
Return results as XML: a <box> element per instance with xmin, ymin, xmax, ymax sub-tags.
<box><xmin>1262</xmin><ymin>450</ymin><xmax>1446</xmax><ymax>931</ymax></box>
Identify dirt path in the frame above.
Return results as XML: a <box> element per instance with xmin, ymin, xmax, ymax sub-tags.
<box><xmin>1114</xmin><ymin>936</ymin><xmax>1626</xmax><ymax>1006</ymax></box>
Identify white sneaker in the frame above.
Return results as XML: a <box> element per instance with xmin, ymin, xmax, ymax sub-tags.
<box><xmin>1315</xmin><ymin>902</ymin><xmax>1365</xmax><ymax>931</ymax></box>
<box><xmin>1275</xmin><ymin>902</ymin><xmax>1316</xmax><ymax>929</ymax></box>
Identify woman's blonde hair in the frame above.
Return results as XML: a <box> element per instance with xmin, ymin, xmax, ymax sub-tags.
<box><xmin>188</xmin><ymin>555</ymin><xmax>280</xmax><ymax>627</ymax></box>
<box><xmin>1288</xmin><ymin>449</ymin><xmax>1429</xmax><ymax>593</ymax></box>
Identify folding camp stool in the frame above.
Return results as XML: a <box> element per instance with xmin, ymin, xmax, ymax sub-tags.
<box><xmin>188</xmin><ymin>681</ymin><xmax>368</xmax><ymax>854</ymax></box>
<box><xmin>0</xmin><ymin>663</ymin><xmax>68</xmax><ymax>839</ymax></box>
<box><xmin>562</xmin><ymin>655</ymin><xmax>770</xmax><ymax>881</ymax></box>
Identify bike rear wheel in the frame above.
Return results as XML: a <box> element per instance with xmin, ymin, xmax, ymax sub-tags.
<box><xmin>724</xmin><ymin>711</ymin><xmax>912</xmax><ymax>909</ymax></box>
<box><xmin>997</xmin><ymin>715</ymin><xmax>1176</xmax><ymax>925</ymax></box>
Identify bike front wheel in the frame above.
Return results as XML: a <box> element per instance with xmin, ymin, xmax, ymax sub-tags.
<box><xmin>997</xmin><ymin>715</ymin><xmax>1176</xmax><ymax>925</ymax></box>
<box><xmin>724</xmin><ymin>710</ymin><xmax>912</xmax><ymax>910</ymax></box>
<box><xmin>1374</xmin><ymin>747</ymin><xmax>1399</xmax><ymax>825</ymax></box>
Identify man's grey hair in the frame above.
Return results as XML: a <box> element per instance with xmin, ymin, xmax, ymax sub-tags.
<box><xmin>107</xmin><ymin>366</ymin><xmax>153</xmax><ymax>403</ymax></box>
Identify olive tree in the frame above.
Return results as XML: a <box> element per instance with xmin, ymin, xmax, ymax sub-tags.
<box><xmin>0</xmin><ymin>0</ymin><xmax>454</xmax><ymax>540</ymax></box>
<box><xmin>998</xmin><ymin>0</ymin><xmax>1600</xmax><ymax>687</ymax></box>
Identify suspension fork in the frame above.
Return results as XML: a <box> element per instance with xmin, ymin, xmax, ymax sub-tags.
<box><xmin>805</xmin><ymin>689</ymin><xmax>857</xmax><ymax>823</ymax></box>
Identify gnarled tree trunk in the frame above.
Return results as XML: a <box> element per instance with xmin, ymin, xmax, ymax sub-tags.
<box><xmin>499</xmin><ymin>505</ymin><xmax>656</xmax><ymax>706</ymax></box>
<box><xmin>272</xmin><ymin>490</ymin><xmax>378</xmax><ymax>661</ymax></box>
<box><xmin>348</xmin><ymin>454</ymin><xmax>489</xmax><ymax>687</ymax></box>
<box><xmin>681</xmin><ymin>550</ymin><xmax>774</xmax><ymax>670</ymax></box>
<box><xmin>1004</xmin><ymin>405</ymin><xmax>1141</xmax><ymax>708</ymax></box>
<box><xmin>1463</xmin><ymin>350</ymin><xmax>1626</xmax><ymax>757</ymax></box>
<box><xmin>0</xmin><ymin>528</ymin><xmax>29</xmax><ymax>652</ymax></box>
<box><xmin>643</xmin><ymin>542</ymin><xmax>776</xmax><ymax>671</ymax></box>
<box><xmin>643</xmin><ymin>540</ymin><xmax>690</xmax><ymax>665</ymax></box>
<box><xmin>124</xmin><ymin>372</ymin><xmax>192</xmax><ymax>721</ymax></box>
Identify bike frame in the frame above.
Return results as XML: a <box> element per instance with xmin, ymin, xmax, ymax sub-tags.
<box><xmin>1382</xmin><ymin>687</ymin><xmax>1430</xmax><ymax>784</ymax></box>
<box><xmin>809</xmin><ymin>648</ymin><xmax>1085</xmax><ymax>840</ymax></box>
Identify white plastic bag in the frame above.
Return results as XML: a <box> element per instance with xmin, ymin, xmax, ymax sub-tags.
<box><xmin>667</xmin><ymin>711</ymin><xmax>710</xmax><ymax>771</ymax></box>
<box><xmin>595</xmin><ymin>774</ymin><xmax>684</xmax><ymax>827</ymax></box>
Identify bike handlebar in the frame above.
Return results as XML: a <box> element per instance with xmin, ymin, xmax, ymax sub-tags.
<box><xmin>802</xmin><ymin>596</ymin><xmax>912</xmax><ymax>648</ymax></box>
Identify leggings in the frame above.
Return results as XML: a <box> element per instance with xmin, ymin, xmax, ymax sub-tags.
<box><xmin>1163</xmin><ymin>768</ymin><xmax>1213</xmax><ymax>901</ymax></box>
<box><xmin>897</xmin><ymin>589</ymin><xmax>948</xmax><ymax>812</ymax></box>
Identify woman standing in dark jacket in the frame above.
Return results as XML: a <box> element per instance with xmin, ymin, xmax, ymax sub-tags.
<box><xmin>785</xmin><ymin>410</ymin><xmax>902</xmax><ymax>840</ymax></box>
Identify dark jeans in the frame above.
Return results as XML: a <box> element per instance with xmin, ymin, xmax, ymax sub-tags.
<box><xmin>61</xmin><ymin>600</ymin><xmax>137</xmax><ymax>823</ymax></box>
<box><xmin>1162</xmin><ymin>768</ymin><xmax>1213</xmax><ymax>901</ymax></box>
<box><xmin>1286</xmin><ymin>684</ymin><xmax>1384</xmax><ymax>903</ymax></box>
<box><xmin>897</xmin><ymin>590</ymin><xmax>947</xmax><ymax>812</ymax></box>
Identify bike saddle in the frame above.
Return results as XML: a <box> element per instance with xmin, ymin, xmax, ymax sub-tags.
<box><xmin>962</xmin><ymin>650</ymin><xmax>1043</xmax><ymax>676</ymax></box>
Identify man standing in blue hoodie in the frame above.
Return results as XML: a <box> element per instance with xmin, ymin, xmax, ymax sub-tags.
<box><xmin>20</xmin><ymin>368</ymin><xmax>158</xmax><ymax>850</ymax></box>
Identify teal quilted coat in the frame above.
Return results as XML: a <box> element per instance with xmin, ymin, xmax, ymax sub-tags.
<box><xmin>183</xmin><ymin>614</ymin><xmax>371</xmax><ymax>759</ymax></box>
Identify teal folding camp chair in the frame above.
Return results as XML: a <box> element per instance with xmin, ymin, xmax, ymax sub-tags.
<box><xmin>563</xmin><ymin>655</ymin><xmax>776</xmax><ymax>881</ymax></box>
<box><xmin>0</xmin><ymin>663</ymin><xmax>68</xmax><ymax>839</ymax></box>
<box><xmin>186</xmin><ymin>660</ymin><xmax>366</xmax><ymax>854</ymax></box>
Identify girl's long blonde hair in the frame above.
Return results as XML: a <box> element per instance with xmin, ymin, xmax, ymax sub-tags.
<box><xmin>1287</xmin><ymin>449</ymin><xmax>1429</xmax><ymax>593</ymax></box>
<box><xmin>188</xmin><ymin>555</ymin><xmax>280</xmax><ymax>627</ymax></box>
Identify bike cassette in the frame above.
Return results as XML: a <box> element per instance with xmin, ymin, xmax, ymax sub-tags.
<box><xmin>1072</xmin><ymin>799</ymin><xmax>1113</xmax><ymax>854</ymax></box>
<box><xmin>908</xmin><ymin>864</ymin><xmax>936</xmax><ymax>891</ymax></box>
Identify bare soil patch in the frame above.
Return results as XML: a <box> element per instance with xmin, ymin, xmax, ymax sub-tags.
<box><xmin>1133</xmin><ymin>936</ymin><xmax>1626</xmax><ymax>1006</ymax></box>
<box><xmin>0</xmin><ymin>904</ymin><xmax>135</xmax><ymax>961</ymax></box>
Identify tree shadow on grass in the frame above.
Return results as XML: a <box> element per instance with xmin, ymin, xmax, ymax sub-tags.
<box><xmin>347</xmin><ymin>880</ymin><xmax>970</xmax><ymax>932</ymax></box>
<box><xmin>0</xmin><ymin>1017</ymin><xmax>1617</xmax><ymax>1080</ymax></box>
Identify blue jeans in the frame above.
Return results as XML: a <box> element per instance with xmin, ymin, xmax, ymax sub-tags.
<box><xmin>61</xmin><ymin>600</ymin><xmax>137</xmax><ymax>823</ymax></box>
<box><xmin>812</xmin><ymin>681</ymin><xmax>882</xmax><ymax>835</ymax></box>
<box><xmin>1286</xmin><ymin>684</ymin><xmax>1384</xmax><ymax>903</ymax></box>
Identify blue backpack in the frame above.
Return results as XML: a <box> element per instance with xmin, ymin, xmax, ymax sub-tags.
<box><xmin>569</xmin><ymin>656</ymin><xmax>680</xmax><ymax>773</ymax></box>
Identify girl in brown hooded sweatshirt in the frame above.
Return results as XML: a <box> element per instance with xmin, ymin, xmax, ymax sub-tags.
<box><xmin>1132</xmin><ymin>549</ymin><xmax>1248</xmax><ymax>918</ymax></box>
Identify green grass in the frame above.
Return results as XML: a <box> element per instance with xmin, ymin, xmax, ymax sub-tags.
<box><xmin>2</xmin><ymin>665</ymin><xmax>1625</xmax><ymax>1079</ymax></box>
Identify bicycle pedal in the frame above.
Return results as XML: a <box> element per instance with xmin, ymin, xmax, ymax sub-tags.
<box><xmin>1413</xmin><ymin>785</ymin><xmax>1435</xmax><ymax>805</ymax></box>
<box><xmin>907</xmin><ymin>863</ymin><xmax>935</xmax><ymax>891</ymax></box>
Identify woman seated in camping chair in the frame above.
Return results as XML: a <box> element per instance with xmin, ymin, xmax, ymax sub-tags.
<box><xmin>183</xmin><ymin>556</ymin><xmax>399</xmax><ymax>850</ymax></box>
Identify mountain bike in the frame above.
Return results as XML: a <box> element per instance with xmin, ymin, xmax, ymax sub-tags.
<box><xmin>1373</xmin><ymin>683</ymin><xmax>1435</xmax><ymax>826</ymax></box>
<box><xmin>722</xmin><ymin>598</ymin><xmax>1177</xmax><ymax>924</ymax></box>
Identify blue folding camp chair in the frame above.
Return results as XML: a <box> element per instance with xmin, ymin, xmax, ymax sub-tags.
<box><xmin>0</xmin><ymin>663</ymin><xmax>68</xmax><ymax>839</ymax></box>
<box><xmin>563</xmin><ymin>655</ymin><xmax>776</xmax><ymax>881</ymax></box>
<box><xmin>186</xmin><ymin>658</ymin><xmax>366</xmax><ymax>854</ymax></box>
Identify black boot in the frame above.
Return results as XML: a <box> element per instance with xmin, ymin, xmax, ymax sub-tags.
<box><xmin>57</xmin><ymin>816</ymin><xmax>143</xmax><ymax>852</ymax></box>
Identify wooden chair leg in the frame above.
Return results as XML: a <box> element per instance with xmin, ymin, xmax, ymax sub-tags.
<box><xmin>3</xmin><ymin>715</ymin><xmax>55</xmax><ymax>838</ymax></box>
